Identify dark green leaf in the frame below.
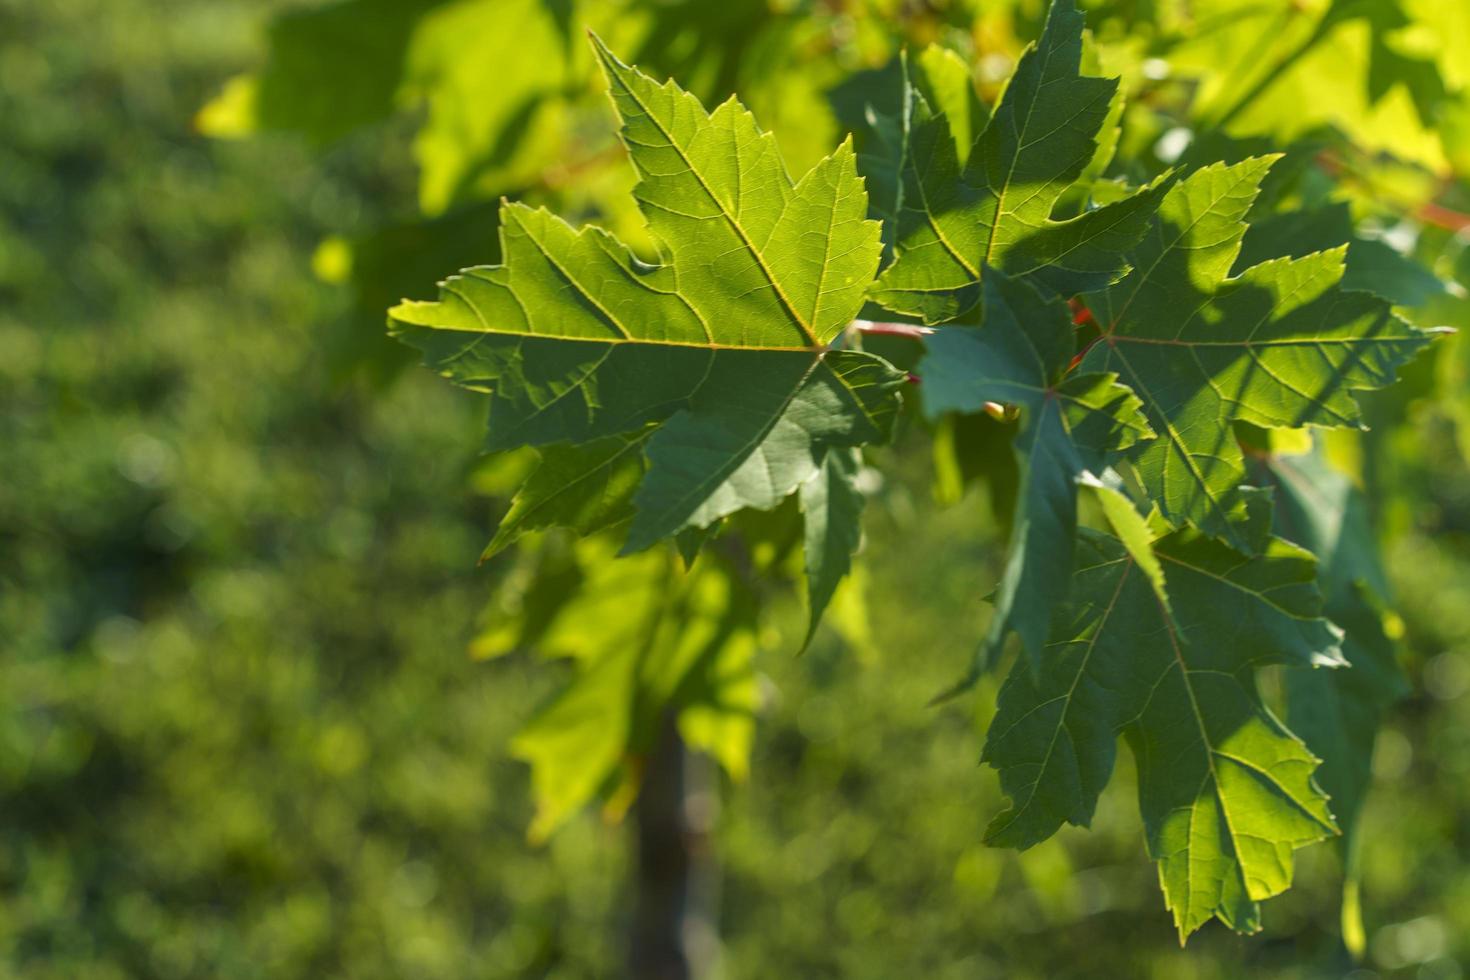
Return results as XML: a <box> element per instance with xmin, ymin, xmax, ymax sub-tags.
<box><xmin>921</xmin><ymin>270</ymin><xmax>1151</xmax><ymax>672</ymax></box>
<box><xmin>799</xmin><ymin>448</ymin><xmax>865</xmax><ymax>651</ymax></box>
<box><xmin>984</xmin><ymin>525</ymin><xmax>1344</xmax><ymax>938</ymax></box>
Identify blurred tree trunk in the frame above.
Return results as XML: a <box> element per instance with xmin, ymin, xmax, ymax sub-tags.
<box><xmin>629</xmin><ymin>715</ymin><xmax>719</xmax><ymax>980</ymax></box>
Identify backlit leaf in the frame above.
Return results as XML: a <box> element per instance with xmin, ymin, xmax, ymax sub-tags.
<box><xmin>391</xmin><ymin>37</ymin><xmax>899</xmax><ymax>635</ymax></box>
<box><xmin>1079</xmin><ymin>157</ymin><xmax>1439</xmax><ymax>550</ymax></box>
<box><xmin>866</xmin><ymin>0</ymin><xmax>1165</xmax><ymax>323</ymax></box>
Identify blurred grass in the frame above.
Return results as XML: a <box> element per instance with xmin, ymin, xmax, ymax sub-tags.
<box><xmin>5</xmin><ymin>0</ymin><xmax>1470</xmax><ymax>977</ymax></box>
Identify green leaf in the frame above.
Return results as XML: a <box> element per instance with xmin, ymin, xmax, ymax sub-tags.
<box><xmin>403</xmin><ymin>0</ymin><xmax>591</xmax><ymax>213</ymax></box>
<box><xmin>391</xmin><ymin>37</ymin><xmax>900</xmax><ymax>557</ymax></box>
<box><xmin>867</xmin><ymin>0</ymin><xmax>1165</xmax><ymax>323</ymax></box>
<box><xmin>930</xmin><ymin>410</ymin><xmax>1019</xmax><ymax>516</ymax></box>
<box><xmin>592</xmin><ymin>33</ymin><xmax>879</xmax><ymax>348</ymax></box>
<box><xmin>200</xmin><ymin>0</ymin><xmax>588</xmax><ymax>213</ymax></box>
<box><xmin>1073</xmin><ymin>52</ymin><xmax>1125</xmax><ymax>194</ymax></box>
<box><xmin>799</xmin><ymin>448</ymin><xmax>865</xmax><ymax>652</ymax></box>
<box><xmin>674</xmin><ymin>522</ymin><xmax>720</xmax><ymax>569</ymax></box>
<box><xmin>1173</xmin><ymin>0</ymin><xmax>1454</xmax><ymax>170</ymax></box>
<box><xmin>1080</xmin><ymin>157</ymin><xmax>1439</xmax><ymax>550</ymax></box>
<box><xmin>984</xmin><ymin>525</ymin><xmax>1345</xmax><ymax>938</ymax></box>
<box><xmin>1089</xmin><ymin>475</ymin><xmax>1170</xmax><ymax>612</ymax></box>
<box><xmin>676</xmin><ymin>627</ymin><xmax>759</xmax><ymax>782</ymax></box>
<box><xmin>912</xmin><ymin>47</ymin><xmax>987</xmax><ymax>168</ymax></box>
<box><xmin>201</xmin><ymin>0</ymin><xmax>798</xmax><ymax>215</ymax></box>
<box><xmin>920</xmin><ymin>270</ymin><xmax>1151</xmax><ymax>673</ymax></box>
<box><xmin>327</xmin><ymin>202</ymin><xmax>503</xmax><ymax>382</ymax></box>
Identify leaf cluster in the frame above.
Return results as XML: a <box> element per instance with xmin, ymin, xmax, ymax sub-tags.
<box><xmin>364</xmin><ymin>0</ymin><xmax>1445</xmax><ymax>940</ymax></box>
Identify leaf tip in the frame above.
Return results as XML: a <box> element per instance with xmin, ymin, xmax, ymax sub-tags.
<box><xmin>478</xmin><ymin>535</ymin><xmax>508</xmax><ymax>565</ymax></box>
<box><xmin>586</xmin><ymin>29</ymin><xmax>627</xmax><ymax>76</ymax></box>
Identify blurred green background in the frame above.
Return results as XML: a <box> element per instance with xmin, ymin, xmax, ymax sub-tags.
<box><xmin>6</xmin><ymin>0</ymin><xmax>1470</xmax><ymax>977</ymax></box>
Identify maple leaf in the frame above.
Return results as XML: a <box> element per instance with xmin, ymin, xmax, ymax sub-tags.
<box><xmin>626</xmin><ymin>350</ymin><xmax>899</xmax><ymax>554</ymax></box>
<box><xmin>390</xmin><ymin>37</ymin><xmax>903</xmax><ymax>631</ymax></box>
<box><xmin>920</xmin><ymin>270</ymin><xmax>1152</xmax><ymax>676</ymax></box>
<box><xmin>865</xmin><ymin>0</ymin><xmax>1165</xmax><ymax>324</ymax></box>
<box><xmin>1079</xmin><ymin>156</ymin><xmax>1441</xmax><ymax>550</ymax></box>
<box><xmin>983</xmin><ymin>520</ymin><xmax>1345</xmax><ymax>939</ymax></box>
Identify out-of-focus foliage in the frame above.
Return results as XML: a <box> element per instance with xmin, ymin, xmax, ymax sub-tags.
<box><xmin>479</xmin><ymin>536</ymin><xmax>766</xmax><ymax>844</ymax></box>
<box><xmin>1</xmin><ymin>2</ymin><xmax>624</xmax><ymax>975</ymax></box>
<box><xmin>7</xmin><ymin>0</ymin><xmax>1470</xmax><ymax>976</ymax></box>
